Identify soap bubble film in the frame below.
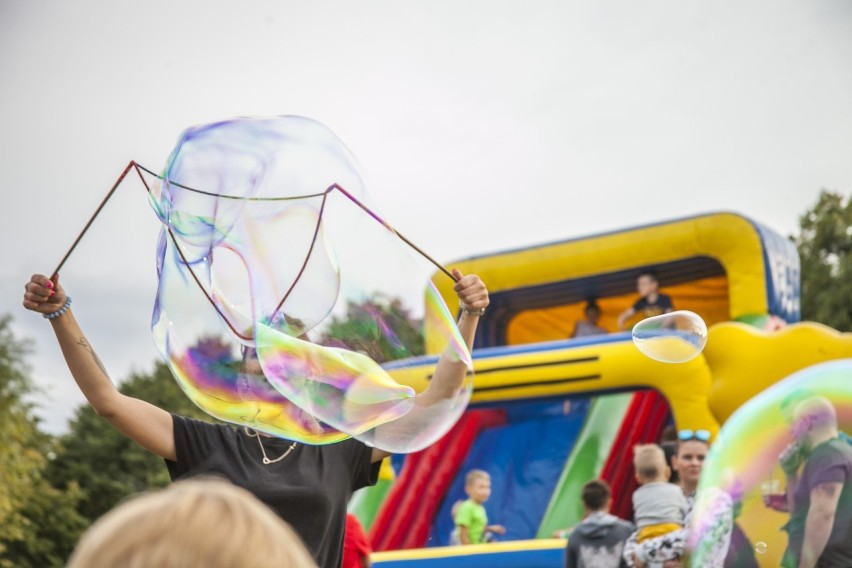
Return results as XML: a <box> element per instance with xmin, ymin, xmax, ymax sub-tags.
<box><xmin>148</xmin><ymin>116</ymin><xmax>472</xmax><ymax>452</ymax></box>
<box><xmin>631</xmin><ymin>310</ymin><xmax>707</xmax><ymax>363</ymax></box>
<box><xmin>689</xmin><ymin>360</ymin><xmax>852</xmax><ymax>567</ymax></box>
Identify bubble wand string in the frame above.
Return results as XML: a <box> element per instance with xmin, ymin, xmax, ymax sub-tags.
<box><xmin>327</xmin><ymin>183</ymin><xmax>456</xmax><ymax>282</ymax></box>
<box><xmin>50</xmin><ymin>161</ymin><xmax>144</xmax><ymax>279</ymax></box>
<box><xmin>50</xmin><ymin>161</ymin><xmax>459</xmax><ymax>326</ymax></box>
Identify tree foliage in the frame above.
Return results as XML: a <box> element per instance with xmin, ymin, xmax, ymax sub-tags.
<box><xmin>0</xmin><ymin>314</ymin><xmax>35</xmax><ymax>536</ymax></box>
<box><xmin>0</xmin><ymin>316</ymin><xmax>87</xmax><ymax>568</ymax></box>
<box><xmin>317</xmin><ymin>296</ymin><xmax>425</xmax><ymax>363</ymax></box>
<box><xmin>793</xmin><ymin>190</ymin><xmax>852</xmax><ymax>331</ymax></box>
<box><xmin>1</xmin><ymin>326</ymin><xmax>217</xmax><ymax>566</ymax></box>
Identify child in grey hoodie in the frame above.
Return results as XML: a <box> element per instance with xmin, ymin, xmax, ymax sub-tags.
<box><xmin>565</xmin><ymin>480</ymin><xmax>635</xmax><ymax>568</ymax></box>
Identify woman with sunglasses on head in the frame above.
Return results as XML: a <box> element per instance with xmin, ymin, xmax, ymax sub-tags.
<box><xmin>626</xmin><ymin>429</ymin><xmax>751</xmax><ymax>568</ymax></box>
<box><xmin>671</xmin><ymin>429</ymin><xmax>711</xmax><ymax>508</ymax></box>
<box><xmin>22</xmin><ymin>270</ymin><xmax>490</xmax><ymax>568</ymax></box>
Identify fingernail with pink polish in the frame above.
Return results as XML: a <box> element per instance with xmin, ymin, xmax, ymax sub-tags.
<box><xmin>46</xmin><ymin>281</ymin><xmax>54</xmax><ymax>289</ymax></box>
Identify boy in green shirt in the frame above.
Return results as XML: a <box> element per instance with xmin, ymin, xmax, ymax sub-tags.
<box><xmin>453</xmin><ymin>470</ymin><xmax>506</xmax><ymax>544</ymax></box>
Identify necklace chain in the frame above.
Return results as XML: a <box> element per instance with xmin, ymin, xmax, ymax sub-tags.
<box><xmin>246</xmin><ymin>429</ymin><xmax>298</xmax><ymax>465</ymax></box>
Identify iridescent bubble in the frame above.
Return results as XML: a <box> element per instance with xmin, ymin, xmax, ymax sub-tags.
<box><xmin>689</xmin><ymin>360</ymin><xmax>852</xmax><ymax>567</ymax></box>
<box><xmin>148</xmin><ymin>116</ymin><xmax>472</xmax><ymax>452</ymax></box>
<box><xmin>631</xmin><ymin>310</ymin><xmax>708</xmax><ymax>363</ymax></box>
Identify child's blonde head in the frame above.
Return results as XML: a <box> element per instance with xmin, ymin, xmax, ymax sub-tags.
<box><xmin>465</xmin><ymin>469</ymin><xmax>490</xmax><ymax>487</ymax></box>
<box><xmin>67</xmin><ymin>477</ymin><xmax>317</xmax><ymax>568</ymax></box>
<box><xmin>633</xmin><ymin>444</ymin><xmax>668</xmax><ymax>483</ymax></box>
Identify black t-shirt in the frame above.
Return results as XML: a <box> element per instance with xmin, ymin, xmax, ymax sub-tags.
<box><xmin>783</xmin><ymin>438</ymin><xmax>852</xmax><ymax>568</ymax></box>
<box><xmin>632</xmin><ymin>293</ymin><xmax>673</xmax><ymax>317</ymax></box>
<box><xmin>165</xmin><ymin>415</ymin><xmax>380</xmax><ymax>568</ymax></box>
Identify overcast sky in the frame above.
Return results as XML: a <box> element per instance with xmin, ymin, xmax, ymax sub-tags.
<box><xmin>2</xmin><ymin>0</ymin><xmax>850</xmax><ymax>434</ymax></box>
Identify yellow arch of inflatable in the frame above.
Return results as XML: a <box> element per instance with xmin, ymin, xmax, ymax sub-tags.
<box><xmin>426</xmin><ymin>212</ymin><xmax>776</xmax><ymax>353</ymax></box>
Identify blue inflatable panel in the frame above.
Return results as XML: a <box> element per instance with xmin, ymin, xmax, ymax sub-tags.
<box><xmin>373</xmin><ymin>546</ymin><xmax>564</xmax><ymax>568</ymax></box>
<box><xmin>428</xmin><ymin>398</ymin><xmax>589</xmax><ymax>547</ymax></box>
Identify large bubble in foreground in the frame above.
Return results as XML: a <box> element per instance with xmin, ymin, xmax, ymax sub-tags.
<box><xmin>632</xmin><ymin>310</ymin><xmax>708</xmax><ymax>363</ymax></box>
<box><xmin>689</xmin><ymin>359</ymin><xmax>852</xmax><ymax>567</ymax></box>
<box><xmin>147</xmin><ymin>116</ymin><xmax>472</xmax><ymax>452</ymax></box>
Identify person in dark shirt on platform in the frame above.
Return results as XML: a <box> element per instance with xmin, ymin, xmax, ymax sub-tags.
<box><xmin>617</xmin><ymin>271</ymin><xmax>674</xmax><ymax>330</ymax></box>
<box><xmin>23</xmin><ymin>270</ymin><xmax>489</xmax><ymax>568</ymax></box>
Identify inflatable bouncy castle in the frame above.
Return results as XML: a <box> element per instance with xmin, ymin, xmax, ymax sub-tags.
<box><xmin>352</xmin><ymin>212</ymin><xmax>852</xmax><ymax>568</ymax></box>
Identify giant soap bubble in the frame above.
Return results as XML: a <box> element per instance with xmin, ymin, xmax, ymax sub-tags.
<box><xmin>689</xmin><ymin>359</ymin><xmax>852</xmax><ymax>567</ymax></box>
<box><xmin>148</xmin><ymin>116</ymin><xmax>472</xmax><ymax>452</ymax></box>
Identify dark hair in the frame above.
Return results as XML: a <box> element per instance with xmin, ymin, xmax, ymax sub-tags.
<box><xmin>581</xmin><ymin>479</ymin><xmax>611</xmax><ymax>511</ymax></box>
<box><xmin>660</xmin><ymin>424</ymin><xmax>677</xmax><ymax>443</ymax></box>
<box><xmin>660</xmin><ymin>441</ymin><xmax>679</xmax><ymax>483</ymax></box>
<box><xmin>637</xmin><ymin>270</ymin><xmax>658</xmax><ymax>282</ymax></box>
<box><xmin>584</xmin><ymin>300</ymin><xmax>600</xmax><ymax>314</ymax></box>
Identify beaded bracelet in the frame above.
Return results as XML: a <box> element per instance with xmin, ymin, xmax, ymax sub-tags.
<box><xmin>43</xmin><ymin>296</ymin><xmax>72</xmax><ymax>320</ymax></box>
<box><xmin>459</xmin><ymin>299</ymin><xmax>486</xmax><ymax>317</ymax></box>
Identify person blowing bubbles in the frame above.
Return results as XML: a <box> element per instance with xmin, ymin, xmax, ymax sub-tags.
<box><xmin>23</xmin><ymin>268</ymin><xmax>491</xmax><ymax>568</ymax></box>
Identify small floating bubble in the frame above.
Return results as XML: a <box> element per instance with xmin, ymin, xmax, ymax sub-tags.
<box><xmin>631</xmin><ymin>310</ymin><xmax>708</xmax><ymax>363</ymax></box>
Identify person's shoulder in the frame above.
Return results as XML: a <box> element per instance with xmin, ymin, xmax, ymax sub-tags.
<box><xmin>814</xmin><ymin>438</ymin><xmax>852</xmax><ymax>457</ymax></box>
<box><xmin>323</xmin><ymin>435</ymin><xmax>372</xmax><ymax>460</ymax></box>
<box><xmin>346</xmin><ymin>513</ymin><xmax>364</xmax><ymax>530</ymax></box>
<box><xmin>643</xmin><ymin>481</ymin><xmax>678</xmax><ymax>489</ymax></box>
<box><xmin>830</xmin><ymin>436</ymin><xmax>852</xmax><ymax>452</ymax></box>
<box><xmin>638</xmin><ymin>482</ymin><xmax>683</xmax><ymax>499</ymax></box>
<box><xmin>457</xmin><ymin>499</ymin><xmax>481</xmax><ymax>513</ymax></box>
<box><xmin>454</xmin><ymin>499</ymin><xmax>476</xmax><ymax>522</ymax></box>
<box><xmin>817</xmin><ymin>438</ymin><xmax>852</xmax><ymax>464</ymax></box>
<box><xmin>615</xmin><ymin>518</ymin><xmax>636</xmax><ymax>534</ymax></box>
<box><xmin>173</xmin><ymin>414</ymin><xmax>235</xmax><ymax>436</ymax></box>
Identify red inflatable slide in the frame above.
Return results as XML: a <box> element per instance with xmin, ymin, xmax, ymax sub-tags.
<box><xmin>369</xmin><ymin>409</ymin><xmax>506</xmax><ymax>551</ymax></box>
<box><xmin>600</xmin><ymin>390</ymin><xmax>671</xmax><ymax>520</ymax></box>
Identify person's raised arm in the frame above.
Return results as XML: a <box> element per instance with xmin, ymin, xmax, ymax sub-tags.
<box><xmin>617</xmin><ymin>307</ymin><xmax>635</xmax><ymax>330</ymax></box>
<box><xmin>23</xmin><ymin>274</ymin><xmax>176</xmax><ymax>460</ymax></box>
<box><xmin>799</xmin><ymin>481</ymin><xmax>842</xmax><ymax>568</ymax></box>
<box><xmin>370</xmin><ymin>269</ymin><xmax>487</xmax><ymax>463</ymax></box>
<box><xmin>417</xmin><ymin>269</ymin><xmax>486</xmax><ymax>403</ymax></box>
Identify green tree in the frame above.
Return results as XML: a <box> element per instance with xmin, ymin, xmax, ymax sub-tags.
<box><xmin>0</xmin><ymin>316</ymin><xmax>87</xmax><ymax>568</ymax></box>
<box><xmin>318</xmin><ymin>296</ymin><xmax>425</xmax><ymax>363</ymax></box>
<box><xmin>793</xmin><ymin>190</ymin><xmax>852</xmax><ymax>331</ymax></box>
<box><xmin>46</xmin><ymin>361</ymin><xmax>211</xmax><ymax>524</ymax></box>
<box><xmin>0</xmin><ymin>480</ymin><xmax>86</xmax><ymax>568</ymax></box>
<box><xmin>0</xmin><ymin>315</ymin><xmax>36</xmax><ymax>541</ymax></box>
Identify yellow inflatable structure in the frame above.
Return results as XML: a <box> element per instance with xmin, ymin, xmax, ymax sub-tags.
<box><xmin>414</xmin><ymin>212</ymin><xmax>838</xmax><ymax>431</ymax></box>
<box><xmin>372</xmin><ymin>212</ymin><xmax>851</xmax><ymax>568</ymax></box>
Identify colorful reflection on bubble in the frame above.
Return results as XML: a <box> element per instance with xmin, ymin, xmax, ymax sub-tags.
<box><xmin>690</xmin><ymin>359</ymin><xmax>852</xmax><ymax>567</ymax></box>
<box><xmin>149</xmin><ymin>116</ymin><xmax>472</xmax><ymax>452</ymax></box>
<box><xmin>631</xmin><ymin>310</ymin><xmax>708</xmax><ymax>363</ymax></box>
